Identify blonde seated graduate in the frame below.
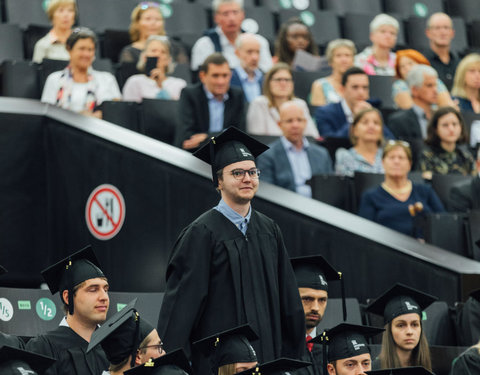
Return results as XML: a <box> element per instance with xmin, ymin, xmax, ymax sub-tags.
<box><xmin>87</xmin><ymin>298</ymin><xmax>165</xmax><ymax>375</ymax></box>
<box><xmin>366</xmin><ymin>284</ymin><xmax>437</xmax><ymax>372</ymax></box>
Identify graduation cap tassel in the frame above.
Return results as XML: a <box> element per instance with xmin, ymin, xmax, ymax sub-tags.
<box><xmin>339</xmin><ymin>272</ymin><xmax>347</xmax><ymax>321</ymax></box>
<box><xmin>321</xmin><ymin>333</ymin><xmax>328</xmax><ymax>375</ymax></box>
<box><xmin>129</xmin><ymin>312</ymin><xmax>141</xmax><ymax>368</ymax></box>
<box><xmin>209</xmin><ymin>138</ymin><xmax>217</xmax><ymax>187</ymax></box>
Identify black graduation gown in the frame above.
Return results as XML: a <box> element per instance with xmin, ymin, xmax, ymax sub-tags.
<box><xmin>450</xmin><ymin>347</ymin><xmax>480</xmax><ymax>375</ymax></box>
<box><xmin>158</xmin><ymin>208</ymin><xmax>305</xmax><ymax>373</ymax></box>
<box><xmin>296</xmin><ymin>342</ymin><xmax>323</xmax><ymax>375</ymax></box>
<box><xmin>25</xmin><ymin>326</ymin><xmax>109</xmax><ymax>375</ymax></box>
<box><xmin>0</xmin><ymin>332</ymin><xmax>25</xmax><ymax>349</ymax></box>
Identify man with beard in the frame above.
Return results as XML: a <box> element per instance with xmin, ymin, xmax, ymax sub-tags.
<box><xmin>291</xmin><ymin>255</ymin><xmax>345</xmax><ymax>375</ymax></box>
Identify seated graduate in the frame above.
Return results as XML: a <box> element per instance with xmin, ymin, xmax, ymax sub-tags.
<box><xmin>234</xmin><ymin>358</ymin><xmax>311</xmax><ymax>375</ymax></box>
<box><xmin>0</xmin><ymin>265</ymin><xmax>25</xmax><ymax>350</ymax></box>
<box><xmin>310</xmin><ymin>323</ymin><xmax>384</xmax><ymax>375</ymax></box>
<box><xmin>193</xmin><ymin>325</ymin><xmax>258</xmax><ymax>375</ymax></box>
<box><xmin>366</xmin><ymin>367</ymin><xmax>434</xmax><ymax>375</ymax></box>
<box><xmin>358</xmin><ymin>140</ymin><xmax>445</xmax><ymax>238</ymax></box>
<box><xmin>0</xmin><ymin>345</ymin><xmax>56</xmax><ymax>375</ymax></box>
<box><xmin>366</xmin><ymin>283</ymin><xmax>437</xmax><ymax>371</ymax></box>
<box><xmin>26</xmin><ymin>246</ymin><xmax>110</xmax><ymax>375</ymax></box>
<box><xmin>87</xmin><ymin>298</ymin><xmax>164</xmax><ymax>375</ymax></box>
<box><xmin>123</xmin><ymin>349</ymin><xmax>192</xmax><ymax>375</ymax></box>
<box><xmin>290</xmin><ymin>255</ymin><xmax>345</xmax><ymax>375</ymax></box>
<box><xmin>450</xmin><ymin>339</ymin><xmax>480</xmax><ymax>375</ymax></box>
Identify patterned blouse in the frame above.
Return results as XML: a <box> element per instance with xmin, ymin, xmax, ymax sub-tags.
<box><xmin>311</xmin><ymin>77</ymin><xmax>342</xmax><ymax>104</ymax></box>
<box><xmin>420</xmin><ymin>144</ymin><xmax>476</xmax><ymax>176</ymax></box>
<box><xmin>335</xmin><ymin>147</ymin><xmax>384</xmax><ymax>176</ymax></box>
<box><xmin>354</xmin><ymin>47</ymin><xmax>396</xmax><ymax>76</ymax></box>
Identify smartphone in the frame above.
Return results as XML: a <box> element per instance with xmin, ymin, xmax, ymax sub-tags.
<box><xmin>145</xmin><ymin>57</ymin><xmax>158</xmax><ymax>75</ymax></box>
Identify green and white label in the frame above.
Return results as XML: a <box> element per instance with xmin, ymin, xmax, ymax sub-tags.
<box><xmin>414</xmin><ymin>3</ymin><xmax>428</xmax><ymax>17</ymax></box>
<box><xmin>18</xmin><ymin>300</ymin><xmax>31</xmax><ymax>310</ymax></box>
<box><xmin>0</xmin><ymin>298</ymin><xmax>14</xmax><ymax>321</ymax></box>
<box><xmin>36</xmin><ymin>298</ymin><xmax>56</xmax><ymax>321</ymax></box>
<box><xmin>117</xmin><ymin>303</ymin><xmax>127</xmax><ymax>312</ymax></box>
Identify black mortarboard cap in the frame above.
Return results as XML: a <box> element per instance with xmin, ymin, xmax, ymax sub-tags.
<box><xmin>123</xmin><ymin>349</ymin><xmax>193</xmax><ymax>375</ymax></box>
<box><xmin>87</xmin><ymin>299</ymin><xmax>155</xmax><ymax>367</ymax></box>
<box><xmin>311</xmin><ymin>323</ymin><xmax>384</xmax><ymax>363</ymax></box>
<box><xmin>41</xmin><ymin>245</ymin><xmax>105</xmax><ymax>315</ymax></box>
<box><xmin>0</xmin><ymin>345</ymin><xmax>56</xmax><ymax>375</ymax></box>
<box><xmin>0</xmin><ymin>265</ymin><xmax>6</xmax><ymax>275</ymax></box>
<box><xmin>366</xmin><ymin>367</ymin><xmax>435</xmax><ymax>375</ymax></box>
<box><xmin>366</xmin><ymin>283</ymin><xmax>437</xmax><ymax>324</ymax></box>
<box><xmin>192</xmin><ymin>127</ymin><xmax>269</xmax><ymax>186</ymax></box>
<box><xmin>193</xmin><ymin>324</ymin><xmax>258</xmax><ymax>372</ymax></box>
<box><xmin>235</xmin><ymin>358</ymin><xmax>311</xmax><ymax>375</ymax></box>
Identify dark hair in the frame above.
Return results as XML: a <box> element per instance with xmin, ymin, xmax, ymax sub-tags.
<box><xmin>341</xmin><ymin>66</ymin><xmax>367</xmax><ymax>86</ymax></box>
<box><xmin>199</xmin><ymin>53</ymin><xmax>229</xmax><ymax>73</ymax></box>
<box><xmin>274</xmin><ymin>17</ymin><xmax>318</xmax><ymax>66</ymax></box>
<box><xmin>425</xmin><ymin>106</ymin><xmax>468</xmax><ymax>147</ymax></box>
<box><xmin>66</xmin><ymin>27</ymin><xmax>97</xmax><ymax>50</ymax></box>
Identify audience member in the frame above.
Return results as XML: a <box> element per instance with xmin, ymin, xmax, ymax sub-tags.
<box><xmin>335</xmin><ymin>108</ymin><xmax>385</xmax><ymax>176</ymax></box>
<box><xmin>273</xmin><ymin>18</ymin><xmax>318</xmax><ymax>67</ymax></box>
<box><xmin>122</xmin><ymin>36</ymin><xmax>186</xmax><ymax>102</ymax></box>
<box><xmin>424</xmin><ymin>12</ymin><xmax>459</xmax><ymax>91</ymax></box>
<box><xmin>358</xmin><ymin>141</ymin><xmax>444</xmax><ymax>238</ymax></box>
<box><xmin>87</xmin><ymin>299</ymin><xmax>164</xmax><ymax>375</ymax></box>
<box><xmin>32</xmin><ymin>0</ymin><xmax>76</xmax><ymax>63</ymax></box>
<box><xmin>175</xmin><ymin>53</ymin><xmax>245</xmax><ymax>150</ymax></box>
<box><xmin>310</xmin><ymin>39</ymin><xmax>356</xmax><ymax>106</ymax></box>
<box><xmin>450</xmin><ymin>339</ymin><xmax>480</xmax><ymax>374</ymax></box>
<box><xmin>420</xmin><ymin>106</ymin><xmax>476</xmax><ymax>179</ymax></box>
<box><xmin>449</xmin><ymin>149</ymin><xmax>480</xmax><ymax>212</ymax></box>
<box><xmin>41</xmin><ymin>28</ymin><xmax>121</xmax><ymax>118</ymax></box>
<box><xmin>158</xmin><ymin>128</ymin><xmax>305</xmax><ymax>373</ymax></box>
<box><xmin>256</xmin><ymin>101</ymin><xmax>331</xmax><ymax>197</ymax></box>
<box><xmin>247</xmin><ymin>63</ymin><xmax>318</xmax><ymax>137</ymax></box>
<box><xmin>310</xmin><ymin>323</ymin><xmax>384</xmax><ymax>375</ymax></box>
<box><xmin>388</xmin><ymin>65</ymin><xmax>438</xmax><ymax>140</ymax></box>
<box><xmin>193</xmin><ymin>325</ymin><xmax>258</xmax><ymax>375</ymax></box>
<box><xmin>314</xmin><ymin>67</ymin><xmax>371</xmax><ymax>138</ymax></box>
<box><xmin>393</xmin><ymin>49</ymin><xmax>454</xmax><ymax>109</ymax></box>
<box><xmin>230</xmin><ymin>33</ymin><xmax>263</xmax><ymax>103</ymax></box>
<box><xmin>355</xmin><ymin>14</ymin><xmax>398</xmax><ymax>76</ymax></box>
<box><xmin>366</xmin><ymin>284</ymin><xmax>436</xmax><ymax>371</ymax></box>
<box><xmin>26</xmin><ymin>246</ymin><xmax>110</xmax><ymax>375</ymax></box>
<box><xmin>190</xmin><ymin>0</ymin><xmax>272</xmax><ymax>72</ymax></box>
<box><xmin>451</xmin><ymin>53</ymin><xmax>480</xmax><ymax>113</ymax></box>
<box><xmin>120</xmin><ymin>2</ymin><xmax>188</xmax><ymax>65</ymax></box>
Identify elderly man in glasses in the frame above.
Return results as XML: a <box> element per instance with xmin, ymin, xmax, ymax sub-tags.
<box><xmin>158</xmin><ymin>127</ymin><xmax>305</xmax><ymax>375</ymax></box>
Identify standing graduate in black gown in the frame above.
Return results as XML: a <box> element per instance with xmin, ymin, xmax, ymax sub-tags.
<box><xmin>26</xmin><ymin>246</ymin><xmax>110</xmax><ymax>375</ymax></box>
<box><xmin>157</xmin><ymin>127</ymin><xmax>305</xmax><ymax>374</ymax></box>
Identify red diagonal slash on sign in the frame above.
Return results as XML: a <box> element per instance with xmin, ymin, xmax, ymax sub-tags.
<box><xmin>93</xmin><ymin>197</ymin><xmax>116</xmax><ymax>227</ymax></box>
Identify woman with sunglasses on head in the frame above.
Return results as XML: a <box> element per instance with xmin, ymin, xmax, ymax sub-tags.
<box><xmin>420</xmin><ymin>106</ymin><xmax>476</xmax><ymax>180</ymax></box>
<box><xmin>246</xmin><ymin>62</ymin><xmax>318</xmax><ymax>137</ymax></box>
<box><xmin>120</xmin><ymin>2</ymin><xmax>188</xmax><ymax>65</ymax></box>
<box><xmin>358</xmin><ymin>140</ymin><xmax>444</xmax><ymax>238</ymax></box>
<box><xmin>41</xmin><ymin>27</ymin><xmax>121</xmax><ymax>119</ymax></box>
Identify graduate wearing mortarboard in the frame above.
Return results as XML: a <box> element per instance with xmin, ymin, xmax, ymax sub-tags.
<box><xmin>366</xmin><ymin>284</ymin><xmax>437</xmax><ymax>372</ymax></box>
<box><xmin>290</xmin><ymin>256</ymin><xmax>346</xmax><ymax>375</ymax></box>
<box><xmin>0</xmin><ymin>345</ymin><xmax>56</xmax><ymax>375</ymax></box>
<box><xmin>157</xmin><ymin>127</ymin><xmax>305</xmax><ymax>375</ymax></box>
<box><xmin>26</xmin><ymin>246</ymin><xmax>110</xmax><ymax>375</ymax></box>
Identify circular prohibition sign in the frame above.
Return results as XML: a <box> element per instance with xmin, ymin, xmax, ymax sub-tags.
<box><xmin>85</xmin><ymin>184</ymin><xmax>126</xmax><ymax>240</ymax></box>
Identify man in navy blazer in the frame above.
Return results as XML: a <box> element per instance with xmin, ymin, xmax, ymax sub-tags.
<box><xmin>176</xmin><ymin>53</ymin><xmax>246</xmax><ymax>150</ymax></box>
<box><xmin>229</xmin><ymin>33</ymin><xmax>263</xmax><ymax>103</ymax></box>
<box><xmin>257</xmin><ymin>101</ymin><xmax>332</xmax><ymax>197</ymax></box>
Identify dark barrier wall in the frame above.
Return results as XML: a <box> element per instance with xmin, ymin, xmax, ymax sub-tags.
<box><xmin>0</xmin><ymin>98</ymin><xmax>479</xmax><ymax>306</ymax></box>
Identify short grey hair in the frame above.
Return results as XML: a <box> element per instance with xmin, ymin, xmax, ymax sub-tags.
<box><xmin>406</xmin><ymin>64</ymin><xmax>438</xmax><ymax>89</ymax></box>
<box><xmin>137</xmin><ymin>35</ymin><xmax>174</xmax><ymax>74</ymax></box>
<box><xmin>235</xmin><ymin>32</ymin><xmax>260</xmax><ymax>49</ymax></box>
<box><xmin>325</xmin><ymin>39</ymin><xmax>356</xmax><ymax>63</ymax></box>
<box><xmin>212</xmin><ymin>0</ymin><xmax>243</xmax><ymax>13</ymax></box>
<box><xmin>369</xmin><ymin>13</ymin><xmax>399</xmax><ymax>33</ymax></box>
<box><xmin>426</xmin><ymin>12</ymin><xmax>453</xmax><ymax>29</ymax></box>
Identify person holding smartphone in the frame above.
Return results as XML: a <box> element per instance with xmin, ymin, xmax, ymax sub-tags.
<box><xmin>122</xmin><ymin>35</ymin><xmax>187</xmax><ymax>102</ymax></box>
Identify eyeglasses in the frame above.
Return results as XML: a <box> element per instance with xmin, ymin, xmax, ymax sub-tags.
<box><xmin>139</xmin><ymin>342</ymin><xmax>164</xmax><ymax>354</ymax></box>
<box><xmin>386</xmin><ymin>140</ymin><xmax>410</xmax><ymax>148</ymax></box>
<box><xmin>271</xmin><ymin>78</ymin><xmax>293</xmax><ymax>83</ymax></box>
<box><xmin>229</xmin><ymin>168</ymin><xmax>260</xmax><ymax>180</ymax></box>
<box><xmin>139</xmin><ymin>1</ymin><xmax>161</xmax><ymax>10</ymax></box>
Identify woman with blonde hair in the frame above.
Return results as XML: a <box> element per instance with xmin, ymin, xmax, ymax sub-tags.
<box><xmin>310</xmin><ymin>39</ymin><xmax>355</xmax><ymax>106</ymax></box>
<box><xmin>119</xmin><ymin>2</ymin><xmax>188</xmax><ymax>65</ymax></box>
<box><xmin>452</xmin><ymin>53</ymin><xmax>480</xmax><ymax>113</ymax></box>
<box><xmin>451</xmin><ymin>340</ymin><xmax>480</xmax><ymax>374</ymax></box>
<box><xmin>247</xmin><ymin>62</ymin><xmax>319</xmax><ymax>137</ymax></box>
<box><xmin>32</xmin><ymin>0</ymin><xmax>76</xmax><ymax>63</ymax></box>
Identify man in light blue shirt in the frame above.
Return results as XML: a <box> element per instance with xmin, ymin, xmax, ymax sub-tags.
<box><xmin>230</xmin><ymin>33</ymin><xmax>263</xmax><ymax>103</ymax></box>
<box><xmin>257</xmin><ymin>101</ymin><xmax>333</xmax><ymax>197</ymax></box>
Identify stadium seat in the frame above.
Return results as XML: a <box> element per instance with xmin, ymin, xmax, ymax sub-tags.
<box><xmin>164</xmin><ymin>3</ymin><xmax>209</xmax><ymax>42</ymax></box>
<box><xmin>262</xmin><ymin>0</ymin><xmax>320</xmax><ymax>14</ymax></box>
<box><xmin>102</xmin><ymin>101</ymin><xmax>141</xmax><ymax>132</ymax></box>
<box><xmin>466</xmin><ymin>209</ymin><xmax>480</xmax><ymax>261</ymax></box>
<box><xmin>102</xmin><ymin>29</ymin><xmax>131</xmax><ymax>64</ymax></box>
<box><xmin>77</xmin><ymin>0</ymin><xmax>133</xmax><ymax>33</ymax></box>
<box><xmin>423</xmin><ymin>212</ymin><xmax>469</xmax><ymax>256</ymax></box>
<box><xmin>292</xmin><ymin>70</ymin><xmax>327</xmax><ymax>102</ymax></box>
<box><xmin>4</xmin><ymin>0</ymin><xmax>50</xmax><ymax>29</ymax></box>
<box><xmin>23</xmin><ymin>25</ymin><xmax>51</xmax><ymax>60</ymax></box>
<box><xmin>423</xmin><ymin>301</ymin><xmax>457</xmax><ymax>346</ymax></box>
<box><xmin>243</xmin><ymin>6</ymin><xmax>276</xmax><ymax>45</ymax></box>
<box><xmin>454</xmin><ymin>294</ymin><xmax>480</xmax><ymax>346</ymax></box>
<box><xmin>322</xmin><ymin>0</ymin><xmax>382</xmax><ymax>16</ymax></box>
<box><xmin>0</xmin><ymin>24</ymin><xmax>24</xmax><ymax>63</ymax></box>
<box><xmin>1</xmin><ymin>60</ymin><xmax>40</xmax><ymax>99</ymax></box>
<box><xmin>139</xmin><ymin>99</ymin><xmax>180</xmax><ymax>144</ymax></box>
<box><xmin>446</xmin><ymin>0</ymin><xmax>480</xmax><ymax>23</ymax></box>
<box><xmin>431</xmin><ymin>173</ymin><xmax>473</xmax><ymax>211</ymax></box>
<box><xmin>317</xmin><ymin>137</ymin><xmax>352</xmax><ymax>162</ymax></box>
<box><xmin>308</xmin><ymin>174</ymin><xmax>353</xmax><ymax>212</ymax></box>
<box><xmin>384</xmin><ymin>0</ymin><xmax>444</xmax><ymax>19</ymax></box>
<box><xmin>353</xmin><ymin>171</ymin><xmax>384</xmax><ymax>211</ymax></box>
<box><xmin>368</xmin><ymin>75</ymin><xmax>395</xmax><ymax>109</ymax></box>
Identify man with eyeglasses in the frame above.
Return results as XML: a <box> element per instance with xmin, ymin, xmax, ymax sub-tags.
<box><xmin>424</xmin><ymin>12</ymin><xmax>459</xmax><ymax>91</ymax></box>
<box><xmin>158</xmin><ymin>127</ymin><xmax>305</xmax><ymax>375</ymax></box>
